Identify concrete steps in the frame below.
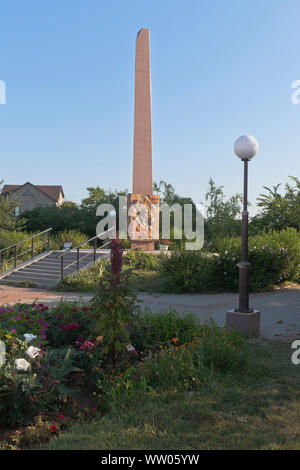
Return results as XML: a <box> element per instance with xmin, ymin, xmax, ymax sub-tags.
<box><xmin>0</xmin><ymin>250</ymin><xmax>110</xmax><ymax>289</ymax></box>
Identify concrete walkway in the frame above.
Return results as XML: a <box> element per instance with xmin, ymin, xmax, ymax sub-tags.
<box><xmin>0</xmin><ymin>284</ymin><xmax>299</xmax><ymax>341</ymax></box>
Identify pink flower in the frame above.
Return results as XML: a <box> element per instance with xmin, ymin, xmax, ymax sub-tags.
<box><xmin>79</xmin><ymin>340</ymin><xmax>94</xmax><ymax>352</ymax></box>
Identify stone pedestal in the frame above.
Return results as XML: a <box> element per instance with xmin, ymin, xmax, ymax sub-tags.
<box><xmin>131</xmin><ymin>240</ymin><xmax>155</xmax><ymax>251</ymax></box>
<box><xmin>128</xmin><ymin>193</ymin><xmax>159</xmax><ymax>251</ymax></box>
<box><xmin>226</xmin><ymin>310</ymin><xmax>260</xmax><ymax>338</ymax></box>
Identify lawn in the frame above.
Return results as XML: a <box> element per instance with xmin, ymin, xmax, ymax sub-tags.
<box><xmin>42</xmin><ymin>340</ymin><xmax>300</xmax><ymax>450</ymax></box>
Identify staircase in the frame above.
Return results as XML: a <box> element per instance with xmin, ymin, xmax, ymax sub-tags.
<box><xmin>0</xmin><ymin>250</ymin><xmax>109</xmax><ymax>289</ymax></box>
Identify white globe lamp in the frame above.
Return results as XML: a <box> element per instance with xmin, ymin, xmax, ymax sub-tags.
<box><xmin>234</xmin><ymin>135</ymin><xmax>259</xmax><ymax>160</ymax></box>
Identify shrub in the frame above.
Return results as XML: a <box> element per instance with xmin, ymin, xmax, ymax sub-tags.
<box><xmin>0</xmin><ymin>334</ymin><xmax>82</xmax><ymax>426</ymax></box>
<box><xmin>88</xmin><ymin>239</ymin><xmax>141</xmax><ymax>366</ymax></box>
<box><xmin>0</xmin><ymin>229</ymin><xmax>49</xmax><ymax>272</ymax></box>
<box><xmin>214</xmin><ymin>228</ymin><xmax>300</xmax><ymax>291</ymax></box>
<box><xmin>163</xmin><ymin>251</ymin><xmax>218</xmax><ymax>292</ymax></box>
<box><xmin>57</xmin><ymin>259</ymin><xmax>108</xmax><ymax>292</ymax></box>
<box><xmin>164</xmin><ymin>228</ymin><xmax>300</xmax><ymax>292</ymax></box>
<box><xmin>42</xmin><ymin>300</ymin><xmax>95</xmax><ymax>348</ymax></box>
<box><xmin>0</xmin><ymin>303</ymin><xmax>51</xmax><ymax>345</ymax></box>
<box><xmin>52</xmin><ymin>230</ymin><xmax>89</xmax><ymax>250</ymax></box>
<box><xmin>0</xmin><ymin>229</ymin><xmax>29</xmax><ymax>251</ymax></box>
<box><xmin>123</xmin><ymin>250</ymin><xmax>163</xmax><ymax>271</ymax></box>
<box><xmin>98</xmin><ymin>320</ymin><xmax>254</xmax><ymax>401</ymax></box>
<box><xmin>130</xmin><ymin>308</ymin><xmax>202</xmax><ymax>350</ymax></box>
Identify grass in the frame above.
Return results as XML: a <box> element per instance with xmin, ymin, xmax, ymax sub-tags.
<box><xmin>41</xmin><ymin>340</ymin><xmax>300</xmax><ymax>450</ymax></box>
<box><xmin>57</xmin><ymin>259</ymin><xmax>175</xmax><ymax>294</ymax></box>
<box><xmin>130</xmin><ymin>270</ymin><xmax>174</xmax><ymax>293</ymax></box>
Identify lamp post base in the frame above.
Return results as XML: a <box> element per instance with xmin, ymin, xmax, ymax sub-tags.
<box><xmin>226</xmin><ymin>309</ymin><xmax>260</xmax><ymax>338</ymax></box>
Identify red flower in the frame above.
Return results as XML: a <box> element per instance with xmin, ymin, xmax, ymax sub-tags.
<box><xmin>82</xmin><ymin>306</ymin><xmax>88</xmax><ymax>311</ymax></box>
<box><xmin>61</xmin><ymin>322</ymin><xmax>79</xmax><ymax>331</ymax></box>
<box><xmin>57</xmin><ymin>414</ymin><xmax>65</xmax><ymax>421</ymax></box>
<box><xmin>50</xmin><ymin>425</ymin><xmax>58</xmax><ymax>433</ymax></box>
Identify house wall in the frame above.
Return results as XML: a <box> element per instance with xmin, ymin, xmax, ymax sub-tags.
<box><xmin>9</xmin><ymin>183</ymin><xmax>57</xmax><ymax>213</ymax></box>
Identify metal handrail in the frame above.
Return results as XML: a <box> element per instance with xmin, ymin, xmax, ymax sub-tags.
<box><xmin>58</xmin><ymin>228</ymin><xmax>115</xmax><ymax>281</ymax></box>
<box><xmin>0</xmin><ymin>228</ymin><xmax>52</xmax><ymax>253</ymax></box>
<box><xmin>0</xmin><ymin>228</ymin><xmax>52</xmax><ymax>272</ymax></box>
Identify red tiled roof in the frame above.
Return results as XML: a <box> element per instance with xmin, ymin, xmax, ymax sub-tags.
<box><xmin>2</xmin><ymin>183</ymin><xmax>64</xmax><ymax>202</ymax></box>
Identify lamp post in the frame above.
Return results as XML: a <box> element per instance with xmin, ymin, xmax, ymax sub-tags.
<box><xmin>226</xmin><ymin>135</ymin><xmax>260</xmax><ymax>338</ymax></box>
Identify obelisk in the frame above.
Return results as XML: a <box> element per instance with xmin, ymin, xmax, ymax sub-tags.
<box><xmin>133</xmin><ymin>28</ymin><xmax>152</xmax><ymax>194</ymax></box>
<box><xmin>129</xmin><ymin>28</ymin><xmax>159</xmax><ymax>250</ymax></box>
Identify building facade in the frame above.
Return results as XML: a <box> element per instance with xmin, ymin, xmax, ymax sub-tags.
<box><xmin>2</xmin><ymin>182</ymin><xmax>64</xmax><ymax>214</ymax></box>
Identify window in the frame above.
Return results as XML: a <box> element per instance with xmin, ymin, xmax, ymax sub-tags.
<box><xmin>23</xmin><ymin>190</ymin><xmax>33</xmax><ymax>196</ymax></box>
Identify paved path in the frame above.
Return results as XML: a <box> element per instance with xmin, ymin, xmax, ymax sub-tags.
<box><xmin>0</xmin><ymin>285</ymin><xmax>299</xmax><ymax>341</ymax></box>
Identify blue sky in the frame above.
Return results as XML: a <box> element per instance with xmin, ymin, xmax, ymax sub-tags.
<box><xmin>0</xmin><ymin>0</ymin><xmax>299</xmax><ymax>215</ymax></box>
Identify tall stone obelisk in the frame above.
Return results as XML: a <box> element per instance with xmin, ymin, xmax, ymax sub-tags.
<box><xmin>133</xmin><ymin>28</ymin><xmax>153</xmax><ymax>194</ymax></box>
<box><xmin>129</xmin><ymin>28</ymin><xmax>159</xmax><ymax>250</ymax></box>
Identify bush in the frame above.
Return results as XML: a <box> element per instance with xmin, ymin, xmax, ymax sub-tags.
<box><xmin>52</xmin><ymin>230</ymin><xmax>90</xmax><ymax>250</ymax></box>
<box><xmin>164</xmin><ymin>228</ymin><xmax>300</xmax><ymax>292</ymax></box>
<box><xmin>0</xmin><ymin>333</ymin><xmax>82</xmax><ymax>426</ymax></box>
<box><xmin>130</xmin><ymin>308</ymin><xmax>202</xmax><ymax>350</ymax></box>
<box><xmin>214</xmin><ymin>228</ymin><xmax>300</xmax><ymax>291</ymax></box>
<box><xmin>98</xmin><ymin>320</ymin><xmax>254</xmax><ymax>402</ymax></box>
<box><xmin>123</xmin><ymin>250</ymin><xmax>163</xmax><ymax>271</ymax></box>
<box><xmin>57</xmin><ymin>259</ymin><xmax>108</xmax><ymax>291</ymax></box>
<box><xmin>163</xmin><ymin>252</ymin><xmax>218</xmax><ymax>292</ymax></box>
<box><xmin>0</xmin><ymin>229</ymin><xmax>49</xmax><ymax>272</ymax></box>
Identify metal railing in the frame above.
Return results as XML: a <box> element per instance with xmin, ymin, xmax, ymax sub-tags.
<box><xmin>57</xmin><ymin>227</ymin><xmax>115</xmax><ymax>281</ymax></box>
<box><xmin>0</xmin><ymin>228</ymin><xmax>52</xmax><ymax>273</ymax></box>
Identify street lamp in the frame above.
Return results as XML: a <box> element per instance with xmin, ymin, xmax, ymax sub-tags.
<box><xmin>226</xmin><ymin>135</ymin><xmax>260</xmax><ymax>338</ymax></box>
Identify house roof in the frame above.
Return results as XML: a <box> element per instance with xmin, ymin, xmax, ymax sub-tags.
<box><xmin>2</xmin><ymin>182</ymin><xmax>65</xmax><ymax>202</ymax></box>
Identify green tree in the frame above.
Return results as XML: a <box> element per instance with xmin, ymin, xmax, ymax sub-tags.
<box><xmin>204</xmin><ymin>178</ymin><xmax>242</xmax><ymax>244</ymax></box>
<box><xmin>251</xmin><ymin>176</ymin><xmax>300</xmax><ymax>233</ymax></box>
<box><xmin>0</xmin><ymin>181</ymin><xmax>24</xmax><ymax>231</ymax></box>
<box><xmin>154</xmin><ymin>180</ymin><xmax>197</xmax><ymax>245</ymax></box>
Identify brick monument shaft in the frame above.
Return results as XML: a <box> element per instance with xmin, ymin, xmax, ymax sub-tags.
<box><xmin>130</xmin><ymin>28</ymin><xmax>159</xmax><ymax>251</ymax></box>
<box><xmin>132</xmin><ymin>28</ymin><xmax>153</xmax><ymax>194</ymax></box>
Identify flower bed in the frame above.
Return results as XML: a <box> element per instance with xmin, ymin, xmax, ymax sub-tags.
<box><xmin>0</xmin><ymin>239</ymin><xmax>257</xmax><ymax>448</ymax></box>
<box><xmin>0</xmin><ymin>300</ymin><xmax>252</xmax><ymax>432</ymax></box>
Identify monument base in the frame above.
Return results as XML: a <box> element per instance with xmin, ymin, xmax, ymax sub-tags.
<box><xmin>226</xmin><ymin>309</ymin><xmax>260</xmax><ymax>338</ymax></box>
<box><xmin>128</xmin><ymin>193</ymin><xmax>159</xmax><ymax>252</ymax></box>
<box><xmin>131</xmin><ymin>240</ymin><xmax>155</xmax><ymax>251</ymax></box>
